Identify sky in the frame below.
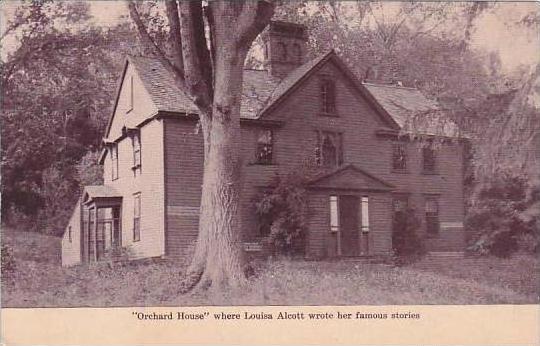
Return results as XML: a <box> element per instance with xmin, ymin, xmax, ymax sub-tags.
<box><xmin>2</xmin><ymin>1</ymin><xmax>539</xmax><ymax>73</ymax></box>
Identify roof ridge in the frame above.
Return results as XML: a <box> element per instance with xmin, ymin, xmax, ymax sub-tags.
<box><xmin>362</xmin><ymin>81</ymin><xmax>419</xmax><ymax>91</ymax></box>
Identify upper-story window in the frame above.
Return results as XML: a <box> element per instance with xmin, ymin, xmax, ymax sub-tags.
<box><xmin>392</xmin><ymin>143</ymin><xmax>407</xmax><ymax>171</ymax></box>
<box><xmin>277</xmin><ymin>42</ymin><xmax>287</xmax><ymax>61</ymax></box>
<box><xmin>316</xmin><ymin>131</ymin><xmax>343</xmax><ymax>167</ymax></box>
<box><xmin>110</xmin><ymin>144</ymin><xmax>119</xmax><ymax>180</ymax></box>
<box><xmin>321</xmin><ymin>79</ymin><xmax>336</xmax><ymax>115</ymax></box>
<box><xmin>422</xmin><ymin>145</ymin><xmax>437</xmax><ymax>173</ymax></box>
<box><xmin>255</xmin><ymin>129</ymin><xmax>273</xmax><ymax>165</ymax></box>
<box><xmin>425</xmin><ymin>196</ymin><xmax>439</xmax><ymax>235</ymax></box>
<box><xmin>291</xmin><ymin>43</ymin><xmax>302</xmax><ymax>64</ymax></box>
<box><xmin>132</xmin><ymin>132</ymin><xmax>141</xmax><ymax>175</ymax></box>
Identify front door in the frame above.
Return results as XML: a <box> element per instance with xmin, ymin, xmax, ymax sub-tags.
<box><xmin>339</xmin><ymin>195</ymin><xmax>359</xmax><ymax>256</ymax></box>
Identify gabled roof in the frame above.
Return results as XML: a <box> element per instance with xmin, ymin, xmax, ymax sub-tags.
<box><xmin>104</xmin><ymin>51</ymin><xmax>457</xmax><ymax>141</ymax></box>
<box><xmin>130</xmin><ymin>56</ymin><xmax>199</xmax><ymax>114</ymax></box>
<box><xmin>308</xmin><ymin>164</ymin><xmax>394</xmax><ymax>192</ymax></box>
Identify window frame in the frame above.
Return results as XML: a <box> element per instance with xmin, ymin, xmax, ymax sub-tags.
<box><xmin>316</xmin><ymin>130</ymin><xmax>343</xmax><ymax>167</ymax></box>
<box><xmin>68</xmin><ymin>225</ymin><xmax>72</xmax><ymax>243</ymax></box>
<box><xmin>131</xmin><ymin>131</ymin><xmax>142</xmax><ymax>175</ymax></box>
<box><xmin>320</xmin><ymin>79</ymin><xmax>337</xmax><ymax>116</ymax></box>
<box><xmin>127</xmin><ymin>75</ymin><xmax>134</xmax><ymax>113</ymax></box>
<box><xmin>133</xmin><ymin>192</ymin><xmax>141</xmax><ymax>242</ymax></box>
<box><xmin>255</xmin><ymin>129</ymin><xmax>274</xmax><ymax>165</ymax></box>
<box><xmin>424</xmin><ymin>195</ymin><xmax>440</xmax><ymax>235</ymax></box>
<box><xmin>392</xmin><ymin>142</ymin><xmax>407</xmax><ymax>172</ymax></box>
<box><xmin>110</xmin><ymin>144</ymin><xmax>119</xmax><ymax>181</ymax></box>
<box><xmin>422</xmin><ymin>145</ymin><xmax>437</xmax><ymax>174</ymax></box>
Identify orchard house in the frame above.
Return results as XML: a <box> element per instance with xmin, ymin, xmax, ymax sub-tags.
<box><xmin>62</xmin><ymin>21</ymin><xmax>466</xmax><ymax>266</ymax></box>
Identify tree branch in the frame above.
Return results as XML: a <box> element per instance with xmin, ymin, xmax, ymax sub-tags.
<box><xmin>165</xmin><ymin>0</ymin><xmax>184</xmax><ymax>74</ymax></box>
<box><xmin>235</xmin><ymin>1</ymin><xmax>275</xmax><ymax>50</ymax></box>
<box><xmin>178</xmin><ymin>1</ymin><xmax>213</xmax><ymax>113</ymax></box>
<box><xmin>129</xmin><ymin>1</ymin><xmax>214</xmax><ymax>114</ymax></box>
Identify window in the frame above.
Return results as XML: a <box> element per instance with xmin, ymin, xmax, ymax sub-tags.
<box><xmin>392</xmin><ymin>143</ymin><xmax>407</xmax><ymax>170</ymax></box>
<box><xmin>132</xmin><ymin>132</ymin><xmax>141</xmax><ymax>174</ymax></box>
<box><xmin>255</xmin><ymin>129</ymin><xmax>273</xmax><ymax>165</ymax></box>
<box><xmin>360</xmin><ymin>196</ymin><xmax>369</xmax><ymax>233</ymax></box>
<box><xmin>128</xmin><ymin>75</ymin><xmax>134</xmax><ymax>112</ymax></box>
<box><xmin>111</xmin><ymin>144</ymin><xmax>119</xmax><ymax>180</ymax></box>
<box><xmin>425</xmin><ymin>197</ymin><xmax>439</xmax><ymax>234</ymax></box>
<box><xmin>321</xmin><ymin>80</ymin><xmax>336</xmax><ymax>114</ymax></box>
<box><xmin>329</xmin><ymin>195</ymin><xmax>339</xmax><ymax>233</ymax></box>
<box><xmin>422</xmin><ymin>145</ymin><xmax>437</xmax><ymax>173</ymax></box>
<box><xmin>291</xmin><ymin>43</ymin><xmax>302</xmax><ymax>63</ymax></box>
<box><xmin>316</xmin><ymin>131</ymin><xmax>343</xmax><ymax>167</ymax></box>
<box><xmin>68</xmin><ymin>226</ymin><xmax>72</xmax><ymax>243</ymax></box>
<box><xmin>277</xmin><ymin>42</ymin><xmax>287</xmax><ymax>61</ymax></box>
<box><xmin>133</xmin><ymin>193</ymin><xmax>141</xmax><ymax>242</ymax></box>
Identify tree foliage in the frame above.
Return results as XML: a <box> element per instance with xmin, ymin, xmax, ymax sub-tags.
<box><xmin>1</xmin><ymin>1</ymin><xmax>136</xmax><ymax>233</ymax></box>
<box><xmin>254</xmin><ymin>172</ymin><xmax>309</xmax><ymax>255</ymax></box>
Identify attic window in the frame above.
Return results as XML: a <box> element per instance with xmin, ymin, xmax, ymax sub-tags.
<box><xmin>320</xmin><ymin>80</ymin><xmax>336</xmax><ymax>115</ymax></box>
<box><xmin>127</xmin><ymin>75</ymin><xmax>134</xmax><ymax>112</ymax></box>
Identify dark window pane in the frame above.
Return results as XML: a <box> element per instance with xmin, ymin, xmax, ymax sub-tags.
<box><xmin>393</xmin><ymin>143</ymin><xmax>407</xmax><ymax>170</ymax></box>
<box><xmin>255</xmin><ymin>130</ymin><xmax>273</xmax><ymax>165</ymax></box>
<box><xmin>423</xmin><ymin>147</ymin><xmax>436</xmax><ymax>172</ymax></box>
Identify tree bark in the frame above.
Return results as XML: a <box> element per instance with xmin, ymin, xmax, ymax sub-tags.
<box><xmin>129</xmin><ymin>0</ymin><xmax>275</xmax><ymax>292</ymax></box>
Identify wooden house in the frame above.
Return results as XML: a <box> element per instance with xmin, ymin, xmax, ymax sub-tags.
<box><xmin>62</xmin><ymin>21</ymin><xmax>466</xmax><ymax>266</ymax></box>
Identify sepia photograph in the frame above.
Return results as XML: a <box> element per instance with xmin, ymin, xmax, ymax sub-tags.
<box><xmin>1</xmin><ymin>0</ymin><xmax>538</xmax><ymax>317</ymax></box>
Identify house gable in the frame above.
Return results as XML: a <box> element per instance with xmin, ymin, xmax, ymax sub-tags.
<box><xmin>309</xmin><ymin>164</ymin><xmax>394</xmax><ymax>192</ymax></box>
<box><xmin>104</xmin><ymin>59</ymin><xmax>159</xmax><ymax>142</ymax></box>
<box><xmin>260</xmin><ymin>51</ymin><xmax>400</xmax><ymax>130</ymax></box>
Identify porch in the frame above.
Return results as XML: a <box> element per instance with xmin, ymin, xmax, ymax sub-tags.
<box><xmin>81</xmin><ymin>186</ymin><xmax>123</xmax><ymax>263</ymax></box>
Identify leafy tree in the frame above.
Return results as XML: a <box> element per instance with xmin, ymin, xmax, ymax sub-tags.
<box><xmin>128</xmin><ymin>1</ymin><xmax>276</xmax><ymax>291</ymax></box>
<box><xmin>1</xmin><ymin>1</ymin><xmax>138</xmax><ymax>230</ymax></box>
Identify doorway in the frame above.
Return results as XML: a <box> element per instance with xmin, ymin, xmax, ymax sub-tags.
<box><xmin>338</xmin><ymin>195</ymin><xmax>360</xmax><ymax>257</ymax></box>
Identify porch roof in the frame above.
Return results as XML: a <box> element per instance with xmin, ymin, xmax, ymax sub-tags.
<box><xmin>308</xmin><ymin>164</ymin><xmax>394</xmax><ymax>192</ymax></box>
<box><xmin>82</xmin><ymin>185</ymin><xmax>122</xmax><ymax>205</ymax></box>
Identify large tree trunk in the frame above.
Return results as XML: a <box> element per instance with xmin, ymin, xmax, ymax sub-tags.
<box><xmin>186</xmin><ymin>38</ymin><xmax>251</xmax><ymax>291</ymax></box>
<box><xmin>129</xmin><ymin>0</ymin><xmax>275</xmax><ymax>292</ymax></box>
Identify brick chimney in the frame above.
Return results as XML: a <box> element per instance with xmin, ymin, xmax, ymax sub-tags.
<box><xmin>262</xmin><ymin>21</ymin><xmax>308</xmax><ymax>79</ymax></box>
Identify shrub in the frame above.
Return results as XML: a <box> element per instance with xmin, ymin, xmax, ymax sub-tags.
<box><xmin>467</xmin><ymin>174</ymin><xmax>539</xmax><ymax>257</ymax></box>
<box><xmin>392</xmin><ymin>207</ymin><xmax>425</xmax><ymax>264</ymax></box>
<box><xmin>254</xmin><ymin>172</ymin><xmax>309</xmax><ymax>256</ymax></box>
<box><xmin>1</xmin><ymin>243</ymin><xmax>16</xmax><ymax>276</ymax></box>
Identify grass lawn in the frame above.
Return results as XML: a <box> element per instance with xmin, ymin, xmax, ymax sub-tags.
<box><xmin>1</xmin><ymin>229</ymin><xmax>538</xmax><ymax>307</ymax></box>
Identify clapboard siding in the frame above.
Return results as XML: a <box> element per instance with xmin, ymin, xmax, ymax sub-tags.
<box><xmin>61</xmin><ymin>199</ymin><xmax>82</xmax><ymax>266</ymax></box>
<box><xmin>163</xmin><ymin>119</ymin><xmax>203</xmax><ymax>257</ymax></box>
<box><xmin>160</xmin><ymin>59</ymin><xmax>465</xmax><ymax>258</ymax></box>
<box><xmin>103</xmin><ymin>123</ymin><xmax>165</xmax><ymax>260</ymax></box>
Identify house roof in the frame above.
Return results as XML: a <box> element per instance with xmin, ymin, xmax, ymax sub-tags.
<box><xmin>108</xmin><ymin>51</ymin><xmax>457</xmax><ymax>139</ymax></box>
<box><xmin>363</xmin><ymin>82</ymin><xmax>459</xmax><ymax>137</ymax></box>
<box><xmin>308</xmin><ymin>164</ymin><xmax>394</xmax><ymax>192</ymax></box>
